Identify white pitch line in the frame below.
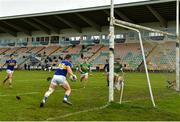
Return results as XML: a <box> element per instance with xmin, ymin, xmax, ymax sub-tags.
<box><xmin>0</xmin><ymin>92</ymin><xmax>39</xmax><ymax>97</ymax></box>
<box><xmin>16</xmin><ymin>79</ymin><xmax>45</xmax><ymax>82</ymax></box>
<box><xmin>0</xmin><ymin>87</ymin><xmax>86</xmax><ymax>97</ymax></box>
<box><xmin>72</xmin><ymin>87</ymin><xmax>87</xmax><ymax>91</ymax></box>
<box><xmin>47</xmin><ymin>103</ymin><xmax>110</xmax><ymax>121</ymax></box>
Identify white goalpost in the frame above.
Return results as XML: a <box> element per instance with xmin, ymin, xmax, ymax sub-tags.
<box><xmin>176</xmin><ymin>0</ymin><xmax>180</xmax><ymax>91</ymax></box>
<box><xmin>109</xmin><ymin>0</ymin><xmax>115</xmax><ymax>102</ymax></box>
<box><xmin>109</xmin><ymin>0</ymin><xmax>178</xmax><ymax>108</ymax></box>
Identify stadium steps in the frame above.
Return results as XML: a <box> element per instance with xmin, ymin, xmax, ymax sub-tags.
<box><xmin>8</xmin><ymin>47</ymin><xmax>22</xmax><ymax>55</ymax></box>
<box><xmin>3</xmin><ymin>47</ymin><xmax>31</xmax><ymax>67</ymax></box>
<box><xmin>62</xmin><ymin>45</ymin><xmax>71</xmax><ymax>53</ymax></box>
<box><xmin>17</xmin><ymin>47</ymin><xmax>46</xmax><ymax>68</ymax></box>
<box><xmin>35</xmin><ymin>46</ymin><xmax>61</xmax><ymax>66</ymax></box>
<box><xmin>36</xmin><ymin>47</ymin><xmax>46</xmax><ymax>54</ymax></box>
<box><xmin>88</xmin><ymin>45</ymin><xmax>104</xmax><ymax>62</ymax></box>
<box><xmin>91</xmin><ymin>51</ymin><xmax>108</xmax><ymax>64</ymax></box>
<box><xmin>17</xmin><ymin>54</ymin><xmax>32</xmax><ymax>68</ymax></box>
<box><xmin>0</xmin><ymin>47</ymin><xmax>22</xmax><ymax>65</ymax></box>
<box><xmin>0</xmin><ymin>48</ymin><xmax>10</xmax><ymax>55</ymax></box>
<box><xmin>138</xmin><ymin>44</ymin><xmax>158</xmax><ymax>70</ymax></box>
<box><xmin>25</xmin><ymin>47</ymin><xmax>35</xmax><ymax>53</ymax></box>
<box><xmin>48</xmin><ymin>46</ymin><xmax>61</xmax><ymax>56</ymax></box>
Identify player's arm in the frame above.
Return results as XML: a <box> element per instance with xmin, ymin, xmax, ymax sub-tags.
<box><xmin>67</xmin><ymin>65</ymin><xmax>75</xmax><ymax>76</ymax></box>
<box><xmin>88</xmin><ymin>64</ymin><xmax>91</xmax><ymax>72</ymax></box>
<box><xmin>13</xmin><ymin>60</ymin><xmax>17</xmax><ymax>66</ymax></box>
<box><xmin>1</xmin><ymin>62</ymin><xmax>7</xmax><ymax>69</ymax></box>
<box><xmin>67</xmin><ymin>65</ymin><xmax>77</xmax><ymax>80</ymax></box>
<box><xmin>78</xmin><ymin>64</ymin><xmax>83</xmax><ymax>73</ymax></box>
<box><xmin>2</xmin><ymin>62</ymin><xmax>7</xmax><ymax>67</ymax></box>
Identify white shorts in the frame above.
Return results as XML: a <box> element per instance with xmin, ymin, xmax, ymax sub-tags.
<box><xmin>81</xmin><ymin>73</ymin><xmax>88</xmax><ymax>78</ymax></box>
<box><xmin>6</xmin><ymin>69</ymin><xmax>14</xmax><ymax>74</ymax></box>
<box><xmin>114</xmin><ymin>80</ymin><xmax>124</xmax><ymax>91</ymax></box>
<box><xmin>51</xmin><ymin>75</ymin><xmax>67</xmax><ymax>86</ymax></box>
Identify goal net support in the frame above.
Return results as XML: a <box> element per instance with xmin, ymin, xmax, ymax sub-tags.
<box><xmin>109</xmin><ymin>0</ymin><xmax>178</xmax><ymax>108</ymax></box>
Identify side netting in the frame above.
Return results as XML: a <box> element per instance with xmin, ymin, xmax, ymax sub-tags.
<box><xmin>146</xmin><ymin>40</ymin><xmax>176</xmax><ymax>89</ymax></box>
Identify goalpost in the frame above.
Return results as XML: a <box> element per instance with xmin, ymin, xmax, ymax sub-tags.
<box><xmin>176</xmin><ymin>0</ymin><xmax>180</xmax><ymax>91</ymax></box>
<box><xmin>109</xmin><ymin>0</ymin><xmax>178</xmax><ymax>108</ymax></box>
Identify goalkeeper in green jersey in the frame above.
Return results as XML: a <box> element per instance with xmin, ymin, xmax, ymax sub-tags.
<box><xmin>104</xmin><ymin>59</ymin><xmax>124</xmax><ymax>90</ymax></box>
<box><xmin>79</xmin><ymin>58</ymin><xmax>91</xmax><ymax>88</ymax></box>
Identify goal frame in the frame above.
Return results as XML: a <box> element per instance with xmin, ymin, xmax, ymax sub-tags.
<box><xmin>108</xmin><ymin>0</ymin><xmax>179</xmax><ymax>108</ymax></box>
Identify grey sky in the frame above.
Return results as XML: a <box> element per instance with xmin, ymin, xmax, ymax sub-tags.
<box><xmin>0</xmin><ymin>0</ymin><xmax>148</xmax><ymax>17</ymax></box>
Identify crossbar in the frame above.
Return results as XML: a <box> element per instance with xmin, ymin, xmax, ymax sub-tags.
<box><xmin>114</xmin><ymin>19</ymin><xmax>175</xmax><ymax>36</ymax></box>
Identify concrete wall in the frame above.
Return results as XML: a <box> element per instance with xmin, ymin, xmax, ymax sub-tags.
<box><xmin>0</xmin><ymin>20</ymin><xmax>177</xmax><ymax>43</ymax></box>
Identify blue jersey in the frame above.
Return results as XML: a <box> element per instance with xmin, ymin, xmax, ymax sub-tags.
<box><xmin>6</xmin><ymin>59</ymin><xmax>17</xmax><ymax>71</ymax></box>
<box><xmin>54</xmin><ymin>60</ymin><xmax>73</xmax><ymax>76</ymax></box>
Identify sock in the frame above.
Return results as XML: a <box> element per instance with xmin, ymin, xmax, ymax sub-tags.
<box><xmin>107</xmin><ymin>80</ymin><xmax>109</xmax><ymax>86</ymax></box>
<box><xmin>42</xmin><ymin>96</ymin><xmax>48</xmax><ymax>103</ymax></box>
<box><xmin>42</xmin><ymin>88</ymin><xmax>54</xmax><ymax>103</ymax></box>
<box><xmin>9</xmin><ymin>81</ymin><xmax>12</xmax><ymax>86</ymax></box>
<box><xmin>3</xmin><ymin>77</ymin><xmax>8</xmax><ymax>84</ymax></box>
<box><xmin>64</xmin><ymin>94</ymin><xmax>69</xmax><ymax>101</ymax></box>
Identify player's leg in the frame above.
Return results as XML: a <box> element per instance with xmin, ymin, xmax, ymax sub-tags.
<box><xmin>40</xmin><ymin>79</ymin><xmax>57</xmax><ymax>107</ymax></box>
<box><xmin>106</xmin><ymin>73</ymin><xmax>109</xmax><ymax>86</ymax></box>
<box><xmin>44</xmin><ymin>83</ymin><xmax>56</xmax><ymax>102</ymax></box>
<box><xmin>83</xmin><ymin>73</ymin><xmax>89</xmax><ymax>88</ymax></box>
<box><xmin>3</xmin><ymin>70</ymin><xmax>10</xmax><ymax>84</ymax></box>
<box><xmin>114</xmin><ymin>75</ymin><xmax>124</xmax><ymax>91</ymax></box>
<box><xmin>8</xmin><ymin>72</ymin><xmax>13</xmax><ymax>88</ymax></box>
<box><xmin>3</xmin><ymin>75</ymin><xmax>9</xmax><ymax>84</ymax></box>
<box><xmin>61</xmin><ymin>81</ymin><xmax>72</xmax><ymax>105</ymax></box>
<box><xmin>80</xmin><ymin>74</ymin><xmax>85</xmax><ymax>82</ymax></box>
<box><xmin>113</xmin><ymin>75</ymin><xmax>117</xmax><ymax>89</ymax></box>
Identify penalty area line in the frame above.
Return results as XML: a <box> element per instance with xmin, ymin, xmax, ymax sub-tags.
<box><xmin>47</xmin><ymin>103</ymin><xmax>110</xmax><ymax>121</ymax></box>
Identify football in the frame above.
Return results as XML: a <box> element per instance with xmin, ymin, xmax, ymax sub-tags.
<box><xmin>46</xmin><ymin>77</ymin><xmax>52</xmax><ymax>81</ymax></box>
<box><xmin>16</xmin><ymin>96</ymin><xmax>21</xmax><ymax>100</ymax></box>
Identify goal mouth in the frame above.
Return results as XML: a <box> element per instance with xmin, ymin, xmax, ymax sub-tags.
<box><xmin>109</xmin><ymin>0</ymin><xmax>179</xmax><ymax>108</ymax></box>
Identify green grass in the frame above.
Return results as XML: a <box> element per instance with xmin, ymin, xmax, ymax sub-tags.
<box><xmin>0</xmin><ymin>70</ymin><xmax>180</xmax><ymax>121</ymax></box>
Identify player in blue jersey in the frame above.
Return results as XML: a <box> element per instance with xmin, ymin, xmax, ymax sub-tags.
<box><xmin>2</xmin><ymin>54</ymin><xmax>17</xmax><ymax>87</ymax></box>
<box><xmin>40</xmin><ymin>54</ymin><xmax>77</xmax><ymax>107</ymax></box>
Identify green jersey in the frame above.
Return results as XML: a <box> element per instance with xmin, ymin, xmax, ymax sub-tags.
<box><xmin>114</xmin><ymin>62</ymin><xmax>123</xmax><ymax>73</ymax></box>
<box><xmin>80</xmin><ymin>63</ymin><xmax>90</xmax><ymax>74</ymax></box>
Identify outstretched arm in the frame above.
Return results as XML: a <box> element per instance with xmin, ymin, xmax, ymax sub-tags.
<box><xmin>1</xmin><ymin>62</ymin><xmax>7</xmax><ymax>69</ymax></box>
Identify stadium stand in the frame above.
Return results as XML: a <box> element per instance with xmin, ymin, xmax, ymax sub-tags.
<box><xmin>146</xmin><ymin>42</ymin><xmax>176</xmax><ymax>71</ymax></box>
<box><xmin>0</xmin><ymin>0</ymin><xmax>177</xmax><ymax>72</ymax></box>
<box><xmin>0</xmin><ymin>40</ymin><xmax>176</xmax><ymax>71</ymax></box>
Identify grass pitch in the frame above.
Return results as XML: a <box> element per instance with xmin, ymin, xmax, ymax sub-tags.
<box><xmin>0</xmin><ymin>70</ymin><xmax>180</xmax><ymax>121</ymax></box>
